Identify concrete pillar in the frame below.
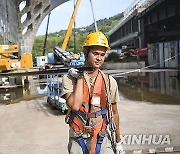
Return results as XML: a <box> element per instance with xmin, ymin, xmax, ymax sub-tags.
<box><xmin>17</xmin><ymin>0</ymin><xmax>69</xmax><ymax>54</ymax></box>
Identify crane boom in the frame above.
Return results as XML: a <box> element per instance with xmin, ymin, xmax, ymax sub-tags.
<box><xmin>61</xmin><ymin>0</ymin><xmax>81</xmax><ymax>51</ymax></box>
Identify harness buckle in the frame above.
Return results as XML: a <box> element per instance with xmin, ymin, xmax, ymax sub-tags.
<box><xmin>84</xmin><ymin>125</ymin><xmax>93</xmax><ymax>132</ymax></box>
<box><xmin>97</xmin><ymin>132</ymin><xmax>106</xmax><ymax>144</ymax></box>
<box><xmin>88</xmin><ymin>112</ymin><xmax>93</xmax><ymax>118</ymax></box>
<box><xmin>99</xmin><ymin>132</ymin><xmax>106</xmax><ymax>138</ymax></box>
<box><xmin>74</xmin><ymin>131</ymin><xmax>83</xmax><ymax>138</ymax></box>
<box><xmin>85</xmin><ymin>113</ymin><xmax>89</xmax><ymax>120</ymax></box>
<box><xmin>88</xmin><ymin>112</ymin><xmax>98</xmax><ymax>118</ymax></box>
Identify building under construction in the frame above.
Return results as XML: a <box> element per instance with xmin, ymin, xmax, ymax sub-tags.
<box><xmin>109</xmin><ymin>0</ymin><xmax>180</xmax><ymax>68</ymax></box>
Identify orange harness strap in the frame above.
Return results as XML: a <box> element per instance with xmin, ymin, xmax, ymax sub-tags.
<box><xmin>67</xmin><ymin>72</ymin><xmax>110</xmax><ymax>154</ymax></box>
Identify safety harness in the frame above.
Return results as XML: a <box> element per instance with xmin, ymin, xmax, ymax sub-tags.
<box><xmin>66</xmin><ymin>71</ymin><xmax>111</xmax><ymax>154</ymax></box>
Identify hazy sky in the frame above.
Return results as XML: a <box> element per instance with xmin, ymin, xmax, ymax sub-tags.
<box><xmin>37</xmin><ymin>0</ymin><xmax>135</xmax><ymax>36</ymax></box>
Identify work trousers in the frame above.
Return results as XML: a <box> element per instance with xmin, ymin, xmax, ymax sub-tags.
<box><xmin>68</xmin><ymin>135</ymin><xmax>114</xmax><ymax>154</ymax></box>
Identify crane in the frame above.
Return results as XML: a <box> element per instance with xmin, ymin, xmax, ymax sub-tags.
<box><xmin>42</xmin><ymin>0</ymin><xmax>81</xmax><ymax>55</ymax></box>
<box><xmin>44</xmin><ymin>0</ymin><xmax>98</xmax><ymax>67</ymax></box>
<box><xmin>61</xmin><ymin>0</ymin><xmax>98</xmax><ymax>50</ymax></box>
<box><xmin>61</xmin><ymin>0</ymin><xmax>81</xmax><ymax>51</ymax></box>
<box><xmin>51</xmin><ymin>0</ymin><xmax>85</xmax><ymax>66</ymax></box>
<box><xmin>39</xmin><ymin>0</ymin><xmax>83</xmax><ymax>67</ymax></box>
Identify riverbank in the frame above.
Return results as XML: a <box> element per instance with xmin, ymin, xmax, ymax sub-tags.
<box><xmin>0</xmin><ymin>96</ymin><xmax>180</xmax><ymax>153</ymax></box>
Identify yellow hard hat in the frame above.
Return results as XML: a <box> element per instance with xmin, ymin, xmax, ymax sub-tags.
<box><xmin>83</xmin><ymin>31</ymin><xmax>111</xmax><ymax>50</ymax></box>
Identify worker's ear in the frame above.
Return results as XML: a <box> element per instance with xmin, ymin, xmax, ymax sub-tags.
<box><xmin>83</xmin><ymin>47</ymin><xmax>88</xmax><ymax>58</ymax></box>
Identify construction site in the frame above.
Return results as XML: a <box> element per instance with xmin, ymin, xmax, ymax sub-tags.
<box><xmin>0</xmin><ymin>0</ymin><xmax>180</xmax><ymax>154</ymax></box>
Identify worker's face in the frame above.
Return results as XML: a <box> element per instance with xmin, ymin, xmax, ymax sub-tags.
<box><xmin>87</xmin><ymin>46</ymin><xmax>106</xmax><ymax>69</ymax></box>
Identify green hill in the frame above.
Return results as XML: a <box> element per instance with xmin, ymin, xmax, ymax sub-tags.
<box><xmin>32</xmin><ymin>12</ymin><xmax>123</xmax><ymax>59</ymax></box>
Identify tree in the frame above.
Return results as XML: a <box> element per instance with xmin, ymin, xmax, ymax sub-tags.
<box><xmin>32</xmin><ymin>12</ymin><xmax>123</xmax><ymax>59</ymax></box>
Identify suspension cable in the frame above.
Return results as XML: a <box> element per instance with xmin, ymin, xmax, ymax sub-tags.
<box><xmin>89</xmin><ymin>0</ymin><xmax>98</xmax><ymax>32</ymax></box>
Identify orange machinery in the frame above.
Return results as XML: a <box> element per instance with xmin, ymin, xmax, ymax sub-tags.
<box><xmin>0</xmin><ymin>45</ymin><xmax>33</xmax><ymax>71</ymax></box>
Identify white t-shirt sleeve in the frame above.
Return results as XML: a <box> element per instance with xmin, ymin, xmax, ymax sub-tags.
<box><xmin>109</xmin><ymin>75</ymin><xmax>120</xmax><ymax>104</ymax></box>
<box><xmin>61</xmin><ymin>74</ymin><xmax>75</xmax><ymax>97</ymax></box>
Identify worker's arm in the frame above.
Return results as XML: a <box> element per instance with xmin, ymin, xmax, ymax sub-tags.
<box><xmin>112</xmin><ymin>102</ymin><xmax>121</xmax><ymax>142</ymax></box>
<box><xmin>64</xmin><ymin>78</ymin><xmax>83</xmax><ymax>111</ymax></box>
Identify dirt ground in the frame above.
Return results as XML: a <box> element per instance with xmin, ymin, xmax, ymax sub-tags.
<box><xmin>0</xmin><ymin>96</ymin><xmax>180</xmax><ymax>154</ymax></box>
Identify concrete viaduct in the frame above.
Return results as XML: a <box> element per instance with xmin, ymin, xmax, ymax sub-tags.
<box><xmin>0</xmin><ymin>0</ymin><xmax>69</xmax><ymax>54</ymax></box>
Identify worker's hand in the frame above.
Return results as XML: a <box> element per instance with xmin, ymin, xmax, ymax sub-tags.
<box><xmin>116</xmin><ymin>141</ymin><xmax>124</xmax><ymax>154</ymax></box>
<box><xmin>68</xmin><ymin>68</ymin><xmax>83</xmax><ymax>79</ymax></box>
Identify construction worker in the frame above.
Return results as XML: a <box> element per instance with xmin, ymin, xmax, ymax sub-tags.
<box><xmin>61</xmin><ymin>31</ymin><xmax>123</xmax><ymax>154</ymax></box>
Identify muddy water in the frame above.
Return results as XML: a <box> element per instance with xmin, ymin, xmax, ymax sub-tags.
<box><xmin>0</xmin><ymin>71</ymin><xmax>179</xmax><ymax>105</ymax></box>
<box><xmin>115</xmin><ymin>71</ymin><xmax>180</xmax><ymax>104</ymax></box>
<box><xmin>0</xmin><ymin>82</ymin><xmax>47</xmax><ymax>104</ymax></box>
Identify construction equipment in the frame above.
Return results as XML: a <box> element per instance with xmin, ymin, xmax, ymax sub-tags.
<box><xmin>43</xmin><ymin>0</ymin><xmax>85</xmax><ymax>67</ymax></box>
<box><xmin>46</xmin><ymin>66</ymin><xmax>93</xmax><ymax>113</ymax></box>
<box><xmin>61</xmin><ymin>0</ymin><xmax>81</xmax><ymax>51</ymax></box>
<box><xmin>51</xmin><ymin>46</ymin><xmax>85</xmax><ymax>66</ymax></box>
<box><xmin>47</xmin><ymin>74</ymin><xmax>68</xmax><ymax>113</ymax></box>
<box><xmin>0</xmin><ymin>45</ymin><xmax>33</xmax><ymax>89</ymax></box>
<box><xmin>0</xmin><ymin>45</ymin><xmax>33</xmax><ymax>71</ymax></box>
<box><xmin>53</xmin><ymin>0</ymin><xmax>106</xmax><ymax>66</ymax></box>
<box><xmin>0</xmin><ymin>45</ymin><xmax>20</xmax><ymax>71</ymax></box>
<box><xmin>0</xmin><ymin>66</ymin><xmax>93</xmax><ymax>77</ymax></box>
<box><xmin>43</xmin><ymin>13</ymin><xmax>51</xmax><ymax>56</ymax></box>
<box><xmin>58</xmin><ymin>0</ymin><xmax>84</xmax><ymax>66</ymax></box>
<box><xmin>89</xmin><ymin>0</ymin><xmax>98</xmax><ymax>32</ymax></box>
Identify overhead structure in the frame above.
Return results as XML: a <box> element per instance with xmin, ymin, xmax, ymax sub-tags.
<box><xmin>108</xmin><ymin>0</ymin><xmax>159</xmax><ymax>48</ymax></box>
<box><xmin>0</xmin><ymin>0</ymin><xmax>70</xmax><ymax>55</ymax></box>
